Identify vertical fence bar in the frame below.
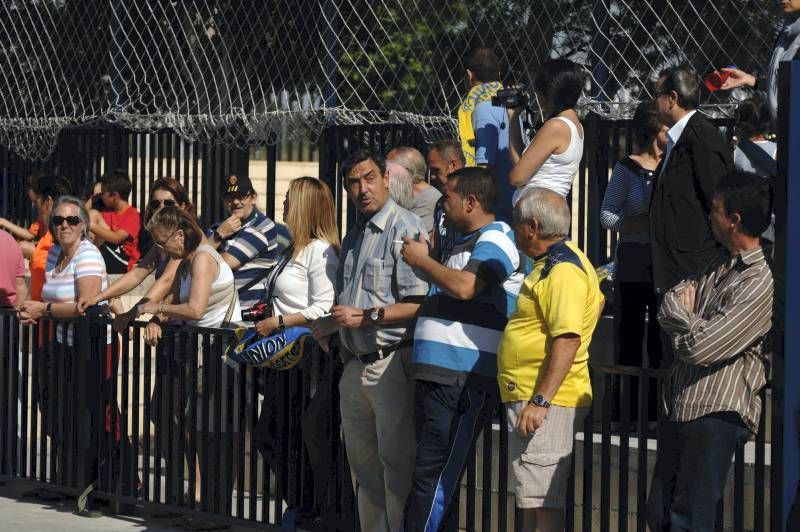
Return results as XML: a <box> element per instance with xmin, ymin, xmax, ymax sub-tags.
<box><xmin>187</xmin><ymin>332</ymin><xmax>199</xmax><ymax>511</ymax></box>
<box><xmin>131</xmin><ymin>328</ymin><xmax>141</xmax><ymax>503</ymax></box>
<box><xmin>143</xmin><ymin>340</ymin><xmax>152</xmax><ymax>501</ymax></box>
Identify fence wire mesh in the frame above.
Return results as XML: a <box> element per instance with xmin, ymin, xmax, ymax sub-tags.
<box><xmin>0</xmin><ymin>0</ymin><xmax>782</xmax><ymax>160</ymax></box>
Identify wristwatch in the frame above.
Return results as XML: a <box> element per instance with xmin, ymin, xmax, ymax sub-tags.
<box><xmin>528</xmin><ymin>394</ymin><xmax>551</xmax><ymax>409</ymax></box>
<box><xmin>368</xmin><ymin>307</ymin><xmax>385</xmax><ymax>324</ymax></box>
<box><xmin>277</xmin><ymin>315</ymin><xmax>285</xmax><ymax>331</ymax></box>
<box><xmin>212</xmin><ymin>228</ymin><xmax>225</xmax><ymax>242</ymax></box>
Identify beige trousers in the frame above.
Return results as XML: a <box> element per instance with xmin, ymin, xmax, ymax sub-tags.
<box><xmin>338</xmin><ymin>347</ymin><xmax>416</xmax><ymax>532</ymax></box>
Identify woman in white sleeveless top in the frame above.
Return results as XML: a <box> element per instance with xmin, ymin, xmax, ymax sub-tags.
<box><xmin>507</xmin><ymin>59</ymin><xmax>585</xmax><ymax>207</ymax></box>
<box><xmin>139</xmin><ymin>206</ymin><xmax>240</xmax><ymax>335</ymax></box>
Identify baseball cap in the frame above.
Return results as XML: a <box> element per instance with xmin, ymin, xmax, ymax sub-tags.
<box><xmin>223</xmin><ymin>174</ymin><xmax>254</xmax><ymax>198</ymax></box>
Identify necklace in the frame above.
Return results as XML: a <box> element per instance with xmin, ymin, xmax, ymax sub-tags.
<box><xmin>56</xmin><ymin>241</ymin><xmax>81</xmax><ymax>273</ymax></box>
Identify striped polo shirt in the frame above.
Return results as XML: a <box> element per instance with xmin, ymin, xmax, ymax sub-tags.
<box><xmin>658</xmin><ymin>247</ymin><xmax>773</xmax><ymax>433</ymax></box>
<box><xmin>43</xmin><ymin>239</ymin><xmax>109</xmax><ymax>345</ymax></box>
<box><xmin>211</xmin><ymin>208</ymin><xmax>278</xmax><ymax>308</ymax></box>
<box><xmin>412</xmin><ymin>221</ymin><xmax>523</xmax><ymax>390</ymax></box>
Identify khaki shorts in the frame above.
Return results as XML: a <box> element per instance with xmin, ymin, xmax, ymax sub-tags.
<box><xmin>506</xmin><ymin>401</ymin><xmax>588</xmax><ymax>509</ymax></box>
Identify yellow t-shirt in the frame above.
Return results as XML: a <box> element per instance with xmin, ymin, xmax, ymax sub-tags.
<box><xmin>497</xmin><ymin>240</ymin><xmax>602</xmax><ymax>406</ymax></box>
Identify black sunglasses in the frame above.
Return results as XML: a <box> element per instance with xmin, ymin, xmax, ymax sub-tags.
<box><xmin>52</xmin><ymin>215</ymin><xmax>82</xmax><ymax>226</ymax></box>
<box><xmin>148</xmin><ymin>198</ymin><xmax>177</xmax><ymax>210</ymax></box>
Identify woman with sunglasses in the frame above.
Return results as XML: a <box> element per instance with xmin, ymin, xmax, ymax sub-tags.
<box><xmin>17</xmin><ymin>196</ymin><xmax>137</xmax><ymax>507</ymax></box>
<box><xmin>18</xmin><ymin>196</ymin><xmax>108</xmax><ymax>324</ymax></box>
<box><xmin>77</xmin><ymin>177</ymin><xmax>194</xmax><ymax>327</ymax></box>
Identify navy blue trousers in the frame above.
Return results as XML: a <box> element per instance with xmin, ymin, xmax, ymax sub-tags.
<box><xmin>404</xmin><ymin>380</ymin><xmax>498</xmax><ymax>532</ymax></box>
<box><xmin>646</xmin><ymin>412</ymin><xmax>751</xmax><ymax>532</ymax></box>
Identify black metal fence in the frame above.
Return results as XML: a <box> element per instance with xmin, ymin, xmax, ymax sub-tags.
<box><xmin>0</xmin><ymin>309</ymin><xmax>778</xmax><ymax>531</ymax></box>
<box><xmin>0</xmin><ymin>113</ymin><xmax>783</xmax><ymax>530</ymax></box>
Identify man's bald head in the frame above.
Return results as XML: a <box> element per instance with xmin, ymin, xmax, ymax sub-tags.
<box><xmin>387</xmin><ymin>146</ymin><xmax>427</xmax><ymax>184</ymax></box>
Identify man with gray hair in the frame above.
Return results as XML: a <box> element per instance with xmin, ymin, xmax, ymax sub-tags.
<box><xmin>388</xmin><ymin>146</ymin><xmax>441</xmax><ymax>233</ymax></box>
<box><xmin>651</xmin><ymin>65</ymin><xmax>733</xmax><ymax>297</ymax></box>
<box><xmin>651</xmin><ymin>64</ymin><xmax>733</xmax><ymax>367</ymax></box>
<box><xmin>497</xmin><ymin>187</ymin><xmax>603</xmax><ymax>531</ymax></box>
<box><xmin>386</xmin><ymin>160</ymin><xmax>414</xmax><ymax>210</ymax></box>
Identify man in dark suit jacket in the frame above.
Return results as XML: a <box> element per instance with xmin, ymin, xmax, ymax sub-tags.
<box><xmin>650</xmin><ymin>65</ymin><xmax>733</xmax><ymax>296</ymax></box>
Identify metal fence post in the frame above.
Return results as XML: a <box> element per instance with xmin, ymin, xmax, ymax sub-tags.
<box><xmin>778</xmin><ymin>58</ymin><xmax>800</xmax><ymax>531</ymax></box>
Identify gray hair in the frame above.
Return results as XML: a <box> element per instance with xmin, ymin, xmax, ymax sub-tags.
<box><xmin>387</xmin><ymin>146</ymin><xmax>428</xmax><ymax>184</ymax></box>
<box><xmin>513</xmin><ymin>187</ymin><xmax>571</xmax><ymax>239</ymax></box>
<box><xmin>50</xmin><ymin>195</ymin><xmax>91</xmax><ymax>240</ymax></box>
<box><xmin>387</xmin><ymin>161</ymin><xmax>413</xmax><ymax>209</ymax></box>
<box><xmin>658</xmin><ymin>65</ymin><xmax>701</xmax><ymax>110</ymax></box>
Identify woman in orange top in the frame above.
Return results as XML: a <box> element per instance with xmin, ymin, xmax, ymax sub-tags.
<box><xmin>28</xmin><ymin>176</ymin><xmax>72</xmax><ymax>301</ymax></box>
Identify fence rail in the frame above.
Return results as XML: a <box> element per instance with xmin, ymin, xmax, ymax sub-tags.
<box><xmin>0</xmin><ymin>309</ymin><xmax>778</xmax><ymax>530</ymax></box>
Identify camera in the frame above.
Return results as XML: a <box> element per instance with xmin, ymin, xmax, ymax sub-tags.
<box><xmin>491</xmin><ymin>85</ymin><xmax>530</xmax><ymax>108</ymax></box>
<box><xmin>241</xmin><ymin>302</ymin><xmax>269</xmax><ymax>322</ymax></box>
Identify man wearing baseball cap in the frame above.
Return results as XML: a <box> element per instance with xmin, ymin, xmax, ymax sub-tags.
<box><xmin>207</xmin><ymin>174</ymin><xmax>278</xmax><ymax>308</ymax></box>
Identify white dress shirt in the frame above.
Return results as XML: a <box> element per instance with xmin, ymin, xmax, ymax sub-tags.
<box><xmin>660</xmin><ymin>109</ymin><xmax>697</xmax><ymax>174</ymax></box>
<box><xmin>271</xmin><ymin>239</ymin><xmax>339</xmax><ymax>321</ymax></box>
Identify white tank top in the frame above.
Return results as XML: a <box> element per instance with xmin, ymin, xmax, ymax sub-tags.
<box><xmin>513</xmin><ymin>116</ymin><xmax>584</xmax><ymax>205</ymax></box>
<box><xmin>179</xmin><ymin>244</ymin><xmax>242</xmax><ymax>328</ymax></box>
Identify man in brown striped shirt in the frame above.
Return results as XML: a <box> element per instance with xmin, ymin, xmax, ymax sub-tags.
<box><xmin>646</xmin><ymin>170</ymin><xmax>774</xmax><ymax>532</ymax></box>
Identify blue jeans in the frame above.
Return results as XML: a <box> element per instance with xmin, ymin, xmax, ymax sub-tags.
<box><xmin>646</xmin><ymin>412</ymin><xmax>751</xmax><ymax>532</ymax></box>
<box><xmin>404</xmin><ymin>380</ymin><xmax>498</xmax><ymax>532</ymax></box>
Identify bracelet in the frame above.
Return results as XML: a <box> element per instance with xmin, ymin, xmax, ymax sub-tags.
<box><xmin>158</xmin><ymin>302</ymin><xmax>165</xmax><ymax>315</ymax></box>
<box><xmin>277</xmin><ymin>315</ymin><xmax>285</xmax><ymax>331</ymax></box>
<box><xmin>45</xmin><ymin>302</ymin><xmax>52</xmax><ymax>316</ymax></box>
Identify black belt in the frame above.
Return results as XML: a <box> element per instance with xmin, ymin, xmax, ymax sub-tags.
<box><xmin>353</xmin><ymin>339</ymin><xmax>413</xmax><ymax>365</ymax></box>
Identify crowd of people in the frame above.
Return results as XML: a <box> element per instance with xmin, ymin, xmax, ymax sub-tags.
<box><xmin>1</xmin><ymin>2</ymin><xmax>797</xmax><ymax>529</ymax></box>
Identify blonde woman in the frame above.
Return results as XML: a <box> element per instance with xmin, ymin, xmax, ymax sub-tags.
<box><xmin>254</xmin><ymin>177</ymin><xmax>340</xmax><ymax>337</ymax></box>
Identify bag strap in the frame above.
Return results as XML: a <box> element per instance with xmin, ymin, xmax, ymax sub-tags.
<box><xmin>737</xmin><ymin>139</ymin><xmax>777</xmax><ymax>178</ymax></box>
<box><xmin>220</xmin><ymin>287</ymin><xmax>238</xmax><ymax>328</ymax></box>
<box><xmin>261</xmin><ymin>244</ymin><xmax>295</xmax><ymax>306</ymax></box>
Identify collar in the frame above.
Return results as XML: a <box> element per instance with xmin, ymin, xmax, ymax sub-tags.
<box><xmin>666</xmin><ymin>109</ymin><xmax>697</xmax><ymax>147</ymax></box>
<box><xmin>241</xmin><ymin>207</ymin><xmax>260</xmax><ymax>226</ymax></box>
<box><xmin>533</xmin><ymin>238</ymin><xmax>568</xmax><ymax>262</ymax></box>
<box><xmin>734</xmin><ymin>246</ymin><xmax>765</xmax><ymax>267</ymax></box>
<box><xmin>359</xmin><ymin>198</ymin><xmax>396</xmax><ymax>232</ymax></box>
<box><xmin>461</xmin><ymin>81</ymin><xmax>503</xmax><ymax>112</ymax></box>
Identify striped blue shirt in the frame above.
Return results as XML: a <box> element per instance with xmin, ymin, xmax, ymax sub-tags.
<box><xmin>210</xmin><ymin>208</ymin><xmax>278</xmax><ymax>308</ymax></box>
<box><xmin>600</xmin><ymin>158</ymin><xmax>656</xmax><ymax>245</ymax></box>
<box><xmin>412</xmin><ymin>221</ymin><xmax>523</xmax><ymax>389</ymax></box>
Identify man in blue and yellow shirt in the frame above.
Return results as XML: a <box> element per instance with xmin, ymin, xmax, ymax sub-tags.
<box><xmin>498</xmin><ymin>187</ymin><xmax>603</xmax><ymax>532</ymax></box>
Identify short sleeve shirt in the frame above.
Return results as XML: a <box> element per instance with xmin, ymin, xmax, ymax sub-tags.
<box><xmin>0</xmin><ymin>230</ymin><xmax>25</xmax><ymax>306</ymax></box>
<box><xmin>42</xmin><ymin>239</ymin><xmax>109</xmax><ymax>345</ymax></box>
<box><xmin>211</xmin><ymin>208</ymin><xmax>278</xmax><ymax>308</ymax></box>
<box><xmin>412</xmin><ymin>221</ymin><xmax>523</xmax><ymax>389</ymax></box>
<box><xmin>100</xmin><ymin>206</ymin><xmax>141</xmax><ymax>272</ymax></box>
<box><xmin>337</xmin><ymin>199</ymin><xmax>429</xmax><ymax>354</ymax></box>
<box><xmin>497</xmin><ymin>240</ymin><xmax>602</xmax><ymax>406</ymax></box>
<box><xmin>473</xmin><ymin>101</ymin><xmax>516</xmax><ymax>224</ymax></box>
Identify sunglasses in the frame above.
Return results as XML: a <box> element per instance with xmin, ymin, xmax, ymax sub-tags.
<box><xmin>154</xmin><ymin>228</ymin><xmax>179</xmax><ymax>249</ymax></box>
<box><xmin>52</xmin><ymin>215</ymin><xmax>82</xmax><ymax>226</ymax></box>
<box><xmin>148</xmin><ymin>198</ymin><xmax>177</xmax><ymax>210</ymax></box>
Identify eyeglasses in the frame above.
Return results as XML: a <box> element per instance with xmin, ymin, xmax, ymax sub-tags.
<box><xmin>148</xmin><ymin>198</ymin><xmax>177</xmax><ymax>210</ymax></box>
<box><xmin>154</xmin><ymin>228</ymin><xmax>179</xmax><ymax>249</ymax></box>
<box><xmin>52</xmin><ymin>215</ymin><xmax>82</xmax><ymax>226</ymax></box>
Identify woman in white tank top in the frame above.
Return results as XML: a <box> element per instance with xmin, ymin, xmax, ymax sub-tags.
<box><xmin>507</xmin><ymin>59</ymin><xmax>585</xmax><ymax>206</ymax></box>
<box><xmin>138</xmin><ymin>206</ymin><xmax>241</xmax><ymax>335</ymax></box>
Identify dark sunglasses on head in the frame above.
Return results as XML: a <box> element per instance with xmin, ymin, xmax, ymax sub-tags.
<box><xmin>53</xmin><ymin>215</ymin><xmax>82</xmax><ymax>226</ymax></box>
<box><xmin>148</xmin><ymin>198</ymin><xmax>177</xmax><ymax>210</ymax></box>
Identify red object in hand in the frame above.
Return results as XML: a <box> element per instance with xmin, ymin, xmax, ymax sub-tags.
<box><xmin>704</xmin><ymin>65</ymin><xmax>737</xmax><ymax>92</ymax></box>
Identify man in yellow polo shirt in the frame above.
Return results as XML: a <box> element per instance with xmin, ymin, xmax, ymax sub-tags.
<box><xmin>498</xmin><ymin>187</ymin><xmax>603</xmax><ymax>532</ymax></box>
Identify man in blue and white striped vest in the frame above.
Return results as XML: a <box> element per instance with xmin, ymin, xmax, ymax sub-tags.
<box><xmin>400</xmin><ymin>166</ymin><xmax>523</xmax><ymax>531</ymax></box>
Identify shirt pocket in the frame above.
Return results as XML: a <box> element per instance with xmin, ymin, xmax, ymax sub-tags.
<box><xmin>362</xmin><ymin>257</ymin><xmax>391</xmax><ymax>297</ymax></box>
